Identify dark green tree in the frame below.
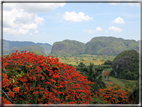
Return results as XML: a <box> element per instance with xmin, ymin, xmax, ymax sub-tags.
<box><xmin>110</xmin><ymin>50</ymin><xmax>139</xmax><ymax>80</ymax></box>
<box><xmin>103</xmin><ymin>60</ymin><xmax>112</xmax><ymax>66</ymax></box>
<box><xmin>128</xmin><ymin>82</ymin><xmax>140</xmax><ymax>104</ymax></box>
<box><xmin>76</xmin><ymin>62</ymin><xmax>106</xmax><ymax>93</ymax></box>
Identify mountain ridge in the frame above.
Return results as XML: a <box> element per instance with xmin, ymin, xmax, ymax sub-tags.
<box><xmin>2</xmin><ymin>36</ymin><xmax>140</xmax><ymax>56</ymax></box>
<box><xmin>51</xmin><ymin>36</ymin><xmax>139</xmax><ymax>56</ymax></box>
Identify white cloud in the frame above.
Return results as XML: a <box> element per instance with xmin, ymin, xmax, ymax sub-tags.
<box><xmin>108</xmin><ymin>26</ymin><xmax>122</xmax><ymax>32</ymax></box>
<box><xmin>3</xmin><ymin>3</ymin><xmax>66</xmax><ymax>13</ymax></box>
<box><xmin>112</xmin><ymin>17</ymin><xmax>125</xmax><ymax>24</ymax></box>
<box><xmin>22</xmin><ymin>23</ymin><xmax>38</xmax><ymax>30</ymax></box>
<box><xmin>3</xmin><ymin>3</ymin><xmax>65</xmax><ymax>35</ymax></box>
<box><xmin>34</xmin><ymin>30</ymin><xmax>39</xmax><ymax>33</ymax></box>
<box><xmin>63</xmin><ymin>11</ymin><xmax>92</xmax><ymax>22</ymax></box>
<box><xmin>83</xmin><ymin>30</ymin><xmax>95</xmax><ymax>33</ymax></box>
<box><xmin>96</xmin><ymin>27</ymin><xmax>102</xmax><ymax>31</ymax></box>
<box><xmin>30</xmin><ymin>33</ymin><xmax>33</xmax><ymax>35</ymax></box>
<box><xmin>109</xmin><ymin>3</ymin><xmax>119</xmax><ymax>5</ymax></box>
<box><xmin>3</xmin><ymin>9</ymin><xmax>41</xmax><ymax>35</ymax></box>
<box><xmin>83</xmin><ymin>27</ymin><xmax>102</xmax><ymax>33</ymax></box>
<box><xmin>35</xmin><ymin>16</ymin><xmax>44</xmax><ymax>25</ymax></box>
<box><xmin>3</xmin><ymin>28</ymin><xmax>29</xmax><ymax>35</ymax></box>
<box><xmin>105</xmin><ymin>31</ymin><xmax>108</xmax><ymax>33</ymax></box>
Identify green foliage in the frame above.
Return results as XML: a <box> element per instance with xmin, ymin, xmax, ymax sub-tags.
<box><xmin>103</xmin><ymin>60</ymin><xmax>112</xmax><ymax>66</ymax></box>
<box><xmin>51</xmin><ymin>37</ymin><xmax>139</xmax><ymax>56</ymax></box>
<box><xmin>84</xmin><ymin>36</ymin><xmax>139</xmax><ymax>56</ymax></box>
<box><xmin>110</xmin><ymin>50</ymin><xmax>139</xmax><ymax>80</ymax></box>
<box><xmin>10</xmin><ymin>47</ymin><xmax>19</xmax><ymax>53</ymax></box>
<box><xmin>128</xmin><ymin>82</ymin><xmax>140</xmax><ymax>104</ymax></box>
<box><xmin>3</xmin><ymin>39</ymin><xmax>51</xmax><ymax>55</ymax></box>
<box><xmin>76</xmin><ymin>62</ymin><xmax>106</xmax><ymax>93</ymax></box>
<box><xmin>31</xmin><ymin>50</ymin><xmax>42</xmax><ymax>56</ymax></box>
<box><xmin>9</xmin><ymin>45</ymin><xmax>46</xmax><ymax>56</ymax></box>
<box><xmin>51</xmin><ymin>39</ymin><xmax>85</xmax><ymax>56</ymax></box>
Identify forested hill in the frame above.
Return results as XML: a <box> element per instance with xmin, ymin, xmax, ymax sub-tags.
<box><xmin>2</xmin><ymin>37</ymin><xmax>139</xmax><ymax>56</ymax></box>
<box><xmin>3</xmin><ymin>39</ymin><xmax>52</xmax><ymax>55</ymax></box>
<box><xmin>51</xmin><ymin>39</ymin><xmax>85</xmax><ymax>56</ymax></box>
<box><xmin>84</xmin><ymin>36</ymin><xmax>139</xmax><ymax>55</ymax></box>
<box><xmin>51</xmin><ymin>37</ymin><xmax>139</xmax><ymax>56</ymax></box>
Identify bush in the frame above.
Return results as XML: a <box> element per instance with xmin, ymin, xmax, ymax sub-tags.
<box><xmin>2</xmin><ymin>50</ymin><xmax>94</xmax><ymax>104</ymax></box>
<box><xmin>76</xmin><ymin>63</ymin><xmax>106</xmax><ymax>93</ymax></box>
<box><xmin>94</xmin><ymin>85</ymin><xmax>132</xmax><ymax>104</ymax></box>
<box><xmin>103</xmin><ymin>60</ymin><xmax>112</xmax><ymax>66</ymax></box>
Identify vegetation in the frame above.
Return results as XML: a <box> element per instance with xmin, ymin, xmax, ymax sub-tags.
<box><xmin>51</xmin><ymin>39</ymin><xmax>85</xmax><ymax>56</ymax></box>
<box><xmin>75</xmin><ymin>62</ymin><xmax>106</xmax><ymax>93</ymax></box>
<box><xmin>94</xmin><ymin>84</ymin><xmax>131</xmax><ymax>104</ymax></box>
<box><xmin>3</xmin><ymin>39</ymin><xmax>51</xmax><ymax>55</ymax></box>
<box><xmin>109</xmin><ymin>50</ymin><xmax>139</xmax><ymax>80</ymax></box>
<box><xmin>9</xmin><ymin>45</ymin><xmax>46</xmax><ymax>56</ymax></box>
<box><xmin>53</xmin><ymin>54</ymin><xmax>115</xmax><ymax>66</ymax></box>
<box><xmin>2</xmin><ymin>51</ymin><xmax>94</xmax><ymax>104</ymax></box>
<box><xmin>2</xmin><ymin>36</ymin><xmax>140</xmax><ymax>105</ymax></box>
<box><xmin>84</xmin><ymin>36</ymin><xmax>139</xmax><ymax>56</ymax></box>
<box><xmin>3</xmin><ymin>37</ymin><xmax>139</xmax><ymax>56</ymax></box>
<box><xmin>1</xmin><ymin>50</ymin><xmax>140</xmax><ymax>105</ymax></box>
<box><xmin>51</xmin><ymin>37</ymin><xmax>139</xmax><ymax>56</ymax></box>
<box><xmin>128</xmin><ymin>82</ymin><xmax>139</xmax><ymax>104</ymax></box>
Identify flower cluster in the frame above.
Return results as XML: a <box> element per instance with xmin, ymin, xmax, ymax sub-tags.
<box><xmin>94</xmin><ymin>85</ymin><xmax>132</xmax><ymax>104</ymax></box>
<box><xmin>2</xmin><ymin>50</ymin><xmax>94</xmax><ymax>104</ymax></box>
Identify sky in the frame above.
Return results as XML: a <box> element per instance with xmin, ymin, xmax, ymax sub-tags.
<box><xmin>2</xmin><ymin>1</ymin><xmax>141</xmax><ymax>45</ymax></box>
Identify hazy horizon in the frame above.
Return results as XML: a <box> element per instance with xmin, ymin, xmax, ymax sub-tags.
<box><xmin>2</xmin><ymin>36</ymin><xmax>140</xmax><ymax>45</ymax></box>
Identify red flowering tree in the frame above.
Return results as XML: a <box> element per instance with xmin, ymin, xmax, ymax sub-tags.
<box><xmin>2</xmin><ymin>50</ymin><xmax>94</xmax><ymax>104</ymax></box>
<box><xmin>94</xmin><ymin>84</ymin><xmax>132</xmax><ymax>104</ymax></box>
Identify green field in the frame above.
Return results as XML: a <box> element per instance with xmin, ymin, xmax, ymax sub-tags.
<box><xmin>56</xmin><ymin>54</ymin><xmax>138</xmax><ymax>92</ymax></box>
<box><xmin>101</xmin><ymin>70</ymin><xmax>138</xmax><ymax>91</ymax></box>
<box><xmin>56</xmin><ymin>54</ymin><xmax>115</xmax><ymax>66</ymax></box>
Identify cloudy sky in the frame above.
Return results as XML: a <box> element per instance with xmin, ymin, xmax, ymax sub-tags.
<box><xmin>3</xmin><ymin>1</ymin><xmax>140</xmax><ymax>45</ymax></box>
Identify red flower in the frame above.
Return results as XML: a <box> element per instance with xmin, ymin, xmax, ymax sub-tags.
<box><xmin>2</xmin><ymin>97</ymin><xmax>12</xmax><ymax>104</ymax></box>
<box><xmin>41</xmin><ymin>77</ymin><xmax>44</xmax><ymax>80</ymax></box>
<box><xmin>20</xmin><ymin>98</ymin><xmax>23</xmax><ymax>101</ymax></box>
<box><xmin>33</xmin><ymin>91</ymin><xmax>39</xmax><ymax>94</ymax></box>
<box><xmin>13</xmin><ymin>87</ymin><xmax>20</xmax><ymax>93</ymax></box>
<box><xmin>8</xmin><ymin>91</ymin><xmax>15</xmax><ymax>98</ymax></box>
<box><xmin>28</xmin><ymin>65</ymin><xmax>32</xmax><ymax>69</ymax></box>
<box><xmin>44</xmin><ymin>82</ymin><xmax>51</xmax><ymax>85</ymax></box>
<box><xmin>26</xmin><ymin>73</ymin><xmax>29</xmax><ymax>77</ymax></box>
<box><xmin>33</xmin><ymin>76</ymin><xmax>36</xmax><ymax>81</ymax></box>
<box><xmin>2</xmin><ymin>50</ymin><xmax>94</xmax><ymax>104</ymax></box>
<box><xmin>19</xmin><ymin>93</ymin><xmax>22</xmax><ymax>95</ymax></box>
<box><xmin>24</xmin><ymin>92</ymin><xmax>27</xmax><ymax>95</ymax></box>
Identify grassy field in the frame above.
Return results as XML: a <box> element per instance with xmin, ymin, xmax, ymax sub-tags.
<box><xmin>57</xmin><ymin>54</ymin><xmax>115</xmax><ymax>66</ymax></box>
<box><xmin>57</xmin><ymin>54</ymin><xmax>138</xmax><ymax>91</ymax></box>
<box><xmin>101</xmin><ymin>70</ymin><xmax>138</xmax><ymax>91</ymax></box>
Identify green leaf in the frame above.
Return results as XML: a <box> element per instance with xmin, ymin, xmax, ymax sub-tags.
<box><xmin>70</xmin><ymin>82</ymin><xmax>74</xmax><ymax>85</ymax></box>
<box><xmin>41</xmin><ymin>97</ymin><xmax>44</xmax><ymax>101</ymax></box>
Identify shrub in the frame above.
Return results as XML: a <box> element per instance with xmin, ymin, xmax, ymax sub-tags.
<box><xmin>2</xmin><ymin>50</ymin><xmax>94</xmax><ymax>104</ymax></box>
<box><xmin>94</xmin><ymin>85</ymin><xmax>132</xmax><ymax>104</ymax></box>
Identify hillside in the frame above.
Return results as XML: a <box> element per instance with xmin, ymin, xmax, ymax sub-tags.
<box><xmin>109</xmin><ymin>50</ymin><xmax>139</xmax><ymax>80</ymax></box>
<box><xmin>51</xmin><ymin>37</ymin><xmax>139</xmax><ymax>56</ymax></box>
<box><xmin>10</xmin><ymin>45</ymin><xmax>46</xmax><ymax>55</ymax></box>
<box><xmin>3</xmin><ymin>39</ymin><xmax>52</xmax><ymax>55</ymax></box>
<box><xmin>51</xmin><ymin>39</ymin><xmax>85</xmax><ymax>56</ymax></box>
<box><xmin>84</xmin><ymin>36</ymin><xmax>139</xmax><ymax>56</ymax></box>
<box><xmin>2</xmin><ymin>36</ymin><xmax>139</xmax><ymax>56</ymax></box>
